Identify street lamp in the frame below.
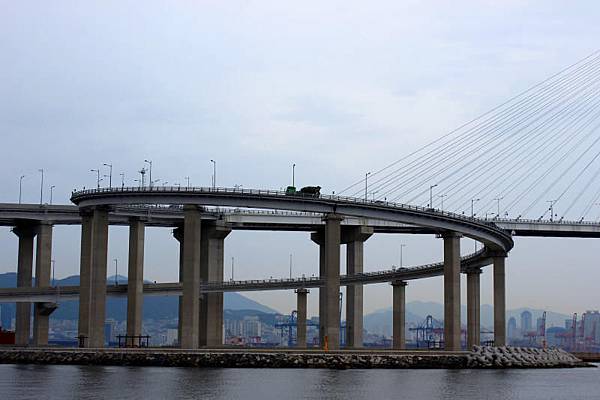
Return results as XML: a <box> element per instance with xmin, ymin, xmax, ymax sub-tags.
<box><xmin>50</xmin><ymin>185</ymin><xmax>56</xmax><ymax>205</ymax></box>
<box><xmin>365</xmin><ymin>172</ymin><xmax>371</xmax><ymax>200</ymax></box>
<box><xmin>113</xmin><ymin>259</ymin><xmax>118</xmax><ymax>286</ymax></box>
<box><xmin>292</xmin><ymin>163</ymin><xmax>296</xmax><ymax>187</ymax></box>
<box><xmin>38</xmin><ymin>169</ymin><xmax>44</xmax><ymax>205</ymax></box>
<box><xmin>120</xmin><ymin>173</ymin><xmax>125</xmax><ymax>188</ymax></box>
<box><xmin>399</xmin><ymin>244</ymin><xmax>406</xmax><ymax>268</ymax></box>
<box><xmin>494</xmin><ymin>197</ymin><xmax>504</xmax><ymax>218</ymax></box>
<box><xmin>438</xmin><ymin>194</ymin><xmax>447</xmax><ymax>211</ymax></box>
<box><xmin>144</xmin><ymin>159</ymin><xmax>153</xmax><ymax>188</ymax></box>
<box><xmin>51</xmin><ymin>259</ymin><xmax>56</xmax><ymax>286</ymax></box>
<box><xmin>470</xmin><ymin>198</ymin><xmax>480</xmax><ymax>217</ymax></box>
<box><xmin>19</xmin><ymin>175</ymin><xmax>25</xmax><ymax>204</ymax></box>
<box><xmin>429</xmin><ymin>184</ymin><xmax>438</xmax><ymax>208</ymax></box>
<box><xmin>210</xmin><ymin>160</ymin><xmax>216</xmax><ymax>189</ymax></box>
<box><xmin>547</xmin><ymin>199</ymin><xmax>557</xmax><ymax>221</ymax></box>
<box><xmin>90</xmin><ymin>169</ymin><xmax>100</xmax><ymax>188</ymax></box>
<box><xmin>185</xmin><ymin>176</ymin><xmax>190</xmax><ymax>188</ymax></box>
<box><xmin>103</xmin><ymin>163</ymin><xmax>113</xmax><ymax>188</ymax></box>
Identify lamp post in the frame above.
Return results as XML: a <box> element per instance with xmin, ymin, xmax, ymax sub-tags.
<box><xmin>50</xmin><ymin>185</ymin><xmax>55</xmax><ymax>205</ymax></box>
<box><xmin>103</xmin><ymin>163</ymin><xmax>113</xmax><ymax>188</ymax></box>
<box><xmin>90</xmin><ymin>169</ymin><xmax>100</xmax><ymax>188</ymax></box>
<box><xmin>470</xmin><ymin>198</ymin><xmax>480</xmax><ymax>217</ymax></box>
<box><xmin>51</xmin><ymin>259</ymin><xmax>56</xmax><ymax>286</ymax></box>
<box><xmin>114</xmin><ymin>259</ymin><xmax>118</xmax><ymax>286</ymax></box>
<box><xmin>439</xmin><ymin>194</ymin><xmax>447</xmax><ymax>211</ymax></box>
<box><xmin>19</xmin><ymin>175</ymin><xmax>25</xmax><ymax>204</ymax></box>
<box><xmin>365</xmin><ymin>172</ymin><xmax>371</xmax><ymax>200</ymax></box>
<box><xmin>547</xmin><ymin>200</ymin><xmax>557</xmax><ymax>221</ymax></box>
<box><xmin>185</xmin><ymin>176</ymin><xmax>190</xmax><ymax>188</ymax></box>
<box><xmin>399</xmin><ymin>244</ymin><xmax>406</xmax><ymax>268</ymax></box>
<box><xmin>429</xmin><ymin>184</ymin><xmax>438</xmax><ymax>208</ymax></box>
<box><xmin>38</xmin><ymin>169</ymin><xmax>44</xmax><ymax>205</ymax></box>
<box><xmin>292</xmin><ymin>163</ymin><xmax>296</xmax><ymax>187</ymax></box>
<box><xmin>210</xmin><ymin>160</ymin><xmax>216</xmax><ymax>189</ymax></box>
<box><xmin>494</xmin><ymin>197</ymin><xmax>503</xmax><ymax>218</ymax></box>
<box><xmin>144</xmin><ymin>160</ymin><xmax>153</xmax><ymax>188</ymax></box>
<box><xmin>120</xmin><ymin>173</ymin><xmax>125</xmax><ymax>188</ymax></box>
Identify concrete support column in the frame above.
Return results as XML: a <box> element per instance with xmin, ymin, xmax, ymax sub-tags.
<box><xmin>88</xmin><ymin>208</ymin><xmax>109</xmax><ymax>348</ymax></box>
<box><xmin>78</xmin><ymin>213</ymin><xmax>94</xmax><ymax>345</ymax></box>
<box><xmin>493</xmin><ymin>255</ymin><xmax>507</xmax><ymax>347</ymax></box>
<box><xmin>392</xmin><ymin>280</ymin><xmax>407</xmax><ymax>350</ymax></box>
<box><xmin>296</xmin><ymin>288</ymin><xmax>309</xmax><ymax>348</ymax></box>
<box><xmin>173</xmin><ymin>227</ymin><xmax>184</xmax><ymax>347</ymax></box>
<box><xmin>466</xmin><ymin>268</ymin><xmax>481</xmax><ymax>349</ymax></box>
<box><xmin>199</xmin><ymin>222</ymin><xmax>231</xmax><ymax>347</ymax></box>
<box><xmin>323</xmin><ymin>213</ymin><xmax>342</xmax><ymax>350</ymax></box>
<box><xmin>180</xmin><ymin>206</ymin><xmax>202</xmax><ymax>349</ymax></box>
<box><xmin>310</xmin><ymin>232</ymin><xmax>326</xmax><ymax>346</ymax></box>
<box><xmin>126</xmin><ymin>219</ymin><xmax>145</xmax><ymax>342</ymax></box>
<box><xmin>13</xmin><ymin>225</ymin><xmax>36</xmax><ymax>346</ymax></box>
<box><xmin>33</xmin><ymin>223</ymin><xmax>53</xmax><ymax>346</ymax></box>
<box><xmin>343</xmin><ymin>226</ymin><xmax>372</xmax><ymax>348</ymax></box>
<box><xmin>443</xmin><ymin>232</ymin><xmax>461</xmax><ymax>351</ymax></box>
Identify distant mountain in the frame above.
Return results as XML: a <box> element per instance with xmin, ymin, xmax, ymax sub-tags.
<box><xmin>0</xmin><ymin>272</ymin><xmax>277</xmax><ymax>326</ymax></box>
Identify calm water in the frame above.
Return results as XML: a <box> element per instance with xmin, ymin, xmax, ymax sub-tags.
<box><xmin>1</xmin><ymin>364</ymin><xmax>598</xmax><ymax>400</ymax></box>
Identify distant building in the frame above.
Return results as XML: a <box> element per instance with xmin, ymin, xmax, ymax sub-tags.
<box><xmin>521</xmin><ymin>311</ymin><xmax>532</xmax><ymax>334</ymax></box>
<box><xmin>243</xmin><ymin>316</ymin><xmax>261</xmax><ymax>337</ymax></box>
<box><xmin>536</xmin><ymin>317</ymin><xmax>545</xmax><ymax>336</ymax></box>
<box><xmin>507</xmin><ymin>317</ymin><xmax>518</xmax><ymax>339</ymax></box>
<box><xmin>582</xmin><ymin>311</ymin><xmax>600</xmax><ymax>341</ymax></box>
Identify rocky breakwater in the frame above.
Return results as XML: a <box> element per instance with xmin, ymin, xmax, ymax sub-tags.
<box><xmin>0</xmin><ymin>347</ymin><xmax>593</xmax><ymax>369</ymax></box>
<box><xmin>467</xmin><ymin>346</ymin><xmax>592</xmax><ymax>368</ymax></box>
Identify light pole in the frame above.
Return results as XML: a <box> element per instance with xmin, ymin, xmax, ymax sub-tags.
<box><xmin>103</xmin><ymin>163</ymin><xmax>113</xmax><ymax>188</ymax></box>
<box><xmin>90</xmin><ymin>169</ymin><xmax>100</xmax><ymax>188</ymax></box>
<box><xmin>51</xmin><ymin>259</ymin><xmax>56</xmax><ymax>286</ymax></box>
<box><xmin>114</xmin><ymin>259</ymin><xmax>118</xmax><ymax>286</ymax></box>
<box><xmin>19</xmin><ymin>175</ymin><xmax>25</xmax><ymax>204</ymax></box>
<box><xmin>185</xmin><ymin>176</ymin><xmax>190</xmax><ymax>188</ymax></box>
<box><xmin>292</xmin><ymin>163</ymin><xmax>296</xmax><ymax>187</ymax></box>
<box><xmin>120</xmin><ymin>173</ymin><xmax>125</xmax><ymax>188</ymax></box>
<box><xmin>399</xmin><ymin>244</ymin><xmax>406</xmax><ymax>268</ymax></box>
<box><xmin>494</xmin><ymin>197</ymin><xmax>503</xmax><ymax>218</ymax></box>
<box><xmin>365</xmin><ymin>172</ymin><xmax>371</xmax><ymax>201</ymax></box>
<box><xmin>50</xmin><ymin>185</ymin><xmax>56</xmax><ymax>205</ymax></box>
<box><xmin>470</xmin><ymin>198</ymin><xmax>480</xmax><ymax>217</ymax></box>
<box><xmin>439</xmin><ymin>194</ymin><xmax>447</xmax><ymax>211</ymax></box>
<box><xmin>369</xmin><ymin>191</ymin><xmax>378</xmax><ymax>201</ymax></box>
<box><xmin>547</xmin><ymin>200</ymin><xmax>557</xmax><ymax>221</ymax></box>
<box><xmin>38</xmin><ymin>169</ymin><xmax>44</xmax><ymax>205</ymax></box>
<box><xmin>429</xmin><ymin>184</ymin><xmax>438</xmax><ymax>208</ymax></box>
<box><xmin>144</xmin><ymin>160</ymin><xmax>153</xmax><ymax>188</ymax></box>
<box><xmin>210</xmin><ymin>160</ymin><xmax>216</xmax><ymax>189</ymax></box>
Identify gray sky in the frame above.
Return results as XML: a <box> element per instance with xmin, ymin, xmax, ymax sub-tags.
<box><xmin>1</xmin><ymin>1</ymin><xmax>599</xmax><ymax>317</ymax></box>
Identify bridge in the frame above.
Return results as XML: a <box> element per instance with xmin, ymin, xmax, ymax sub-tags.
<box><xmin>2</xmin><ymin>51</ymin><xmax>600</xmax><ymax>352</ymax></box>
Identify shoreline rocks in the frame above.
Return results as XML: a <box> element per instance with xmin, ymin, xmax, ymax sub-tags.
<box><xmin>0</xmin><ymin>347</ymin><xmax>593</xmax><ymax>369</ymax></box>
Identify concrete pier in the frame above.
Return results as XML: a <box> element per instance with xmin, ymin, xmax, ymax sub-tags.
<box><xmin>296</xmin><ymin>288</ymin><xmax>309</xmax><ymax>348</ymax></box>
<box><xmin>173</xmin><ymin>227</ymin><xmax>184</xmax><ymax>346</ymax></box>
<box><xmin>33</xmin><ymin>223</ymin><xmax>53</xmax><ymax>346</ymax></box>
<box><xmin>311</xmin><ymin>232</ymin><xmax>326</xmax><ymax>346</ymax></box>
<box><xmin>13</xmin><ymin>224</ymin><xmax>36</xmax><ymax>346</ymax></box>
<box><xmin>392</xmin><ymin>280</ymin><xmax>407</xmax><ymax>350</ymax></box>
<box><xmin>88</xmin><ymin>208</ymin><xmax>109</xmax><ymax>348</ymax></box>
<box><xmin>493</xmin><ymin>255</ymin><xmax>507</xmax><ymax>347</ymax></box>
<box><xmin>199</xmin><ymin>222</ymin><xmax>231</xmax><ymax>347</ymax></box>
<box><xmin>343</xmin><ymin>226</ymin><xmax>372</xmax><ymax>348</ymax></box>
<box><xmin>443</xmin><ymin>232</ymin><xmax>461</xmax><ymax>351</ymax></box>
<box><xmin>323</xmin><ymin>214</ymin><xmax>342</xmax><ymax>350</ymax></box>
<box><xmin>180</xmin><ymin>206</ymin><xmax>202</xmax><ymax>349</ymax></box>
<box><xmin>126</xmin><ymin>219</ymin><xmax>145</xmax><ymax>342</ymax></box>
<box><xmin>78</xmin><ymin>213</ymin><xmax>94</xmax><ymax>345</ymax></box>
<box><xmin>466</xmin><ymin>268</ymin><xmax>481</xmax><ymax>349</ymax></box>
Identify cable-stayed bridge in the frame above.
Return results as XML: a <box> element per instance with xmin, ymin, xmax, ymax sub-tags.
<box><xmin>1</xmin><ymin>51</ymin><xmax>599</xmax><ymax>353</ymax></box>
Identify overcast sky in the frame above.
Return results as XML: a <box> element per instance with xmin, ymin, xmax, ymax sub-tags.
<box><xmin>1</xmin><ymin>1</ymin><xmax>599</xmax><ymax>317</ymax></box>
